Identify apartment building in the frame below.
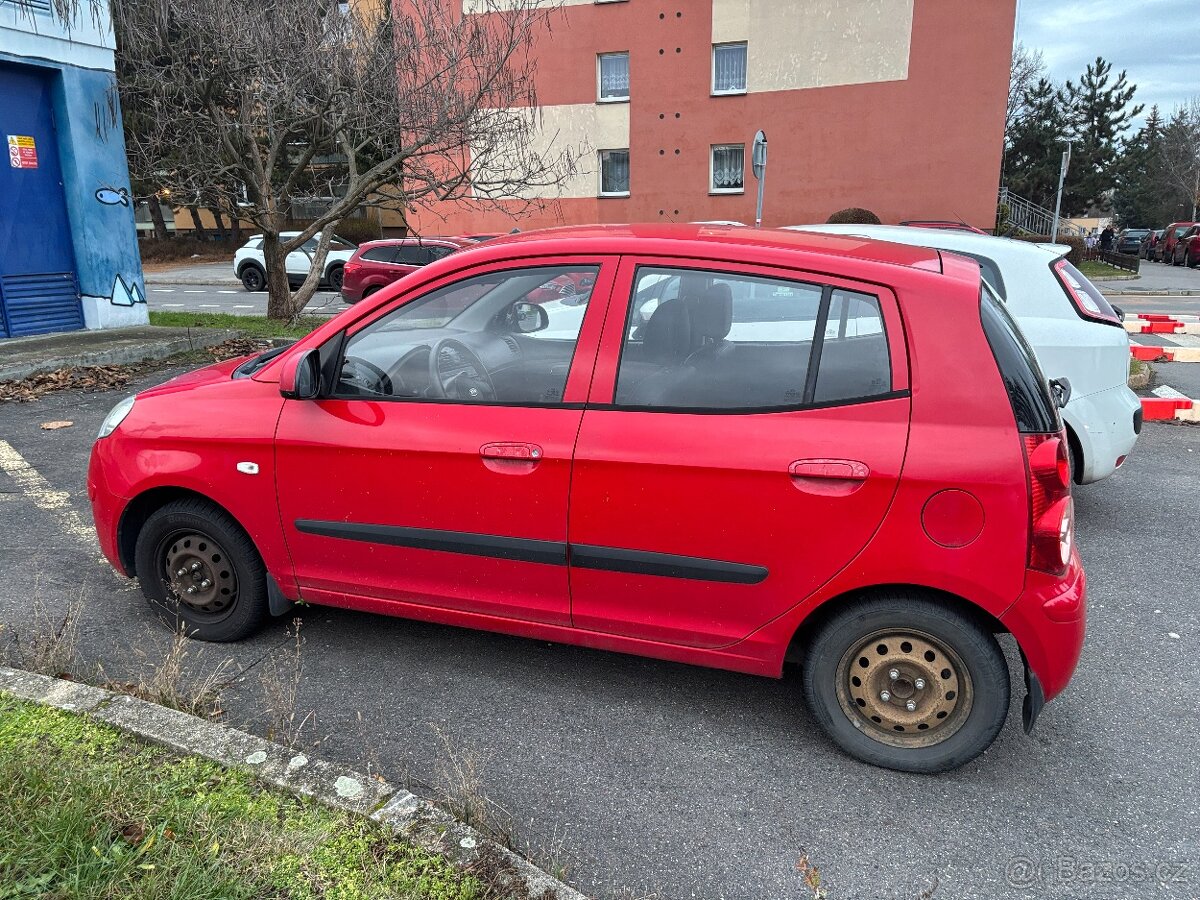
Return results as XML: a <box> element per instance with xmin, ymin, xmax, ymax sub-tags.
<box><xmin>402</xmin><ymin>0</ymin><xmax>1017</xmax><ymax>236</ymax></box>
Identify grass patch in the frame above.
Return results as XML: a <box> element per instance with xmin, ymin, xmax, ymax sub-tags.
<box><xmin>149</xmin><ymin>310</ymin><xmax>324</xmax><ymax>339</ymax></box>
<box><xmin>1076</xmin><ymin>259</ymin><xmax>1133</xmax><ymax>279</ymax></box>
<box><xmin>0</xmin><ymin>695</ymin><xmax>486</xmax><ymax>900</ymax></box>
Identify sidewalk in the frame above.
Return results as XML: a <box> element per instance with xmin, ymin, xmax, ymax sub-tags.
<box><xmin>0</xmin><ymin>326</ymin><xmax>238</xmax><ymax>382</ymax></box>
<box><xmin>143</xmin><ymin>260</ymin><xmax>239</xmax><ymax>286</ymax></box>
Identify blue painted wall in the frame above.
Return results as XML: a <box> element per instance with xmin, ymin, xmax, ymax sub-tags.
<box><xmin>0</xmin><ymin>0</ymin><xmax>146</xmax><ymax>334</ymax></box>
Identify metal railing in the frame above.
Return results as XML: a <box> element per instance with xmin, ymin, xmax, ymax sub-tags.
<box><xmin>997</xmin><ymin>187</ymin><xmax>1088</xmax><ymax>238</ymax></box>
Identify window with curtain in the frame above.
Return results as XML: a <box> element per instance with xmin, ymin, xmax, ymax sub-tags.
<box><xmin>710</xmin><ymin>145</ymin><xmax>744</xmax><ymax>192</ymax></box>
<box><xmin>600</xmin><ymin>150</ymin><xmax>630</xmax><ymax>196</ymax></box>
<box><xmin>598</xmin><ymin>52</ymin><xmax>630</xmax><ymax>101</ymax></box>
<box><xmin>712</xmin><ymin>43</ymin><xmax>747</xmax><ymax>94</ymax></box>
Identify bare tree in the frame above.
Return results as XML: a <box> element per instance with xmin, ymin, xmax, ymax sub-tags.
<box><xmin>100</xmin><ymin>0</ymin><xmax>580</xmax><ymax>320</ymax></box>
<box><xmin>1159</xmin><ymin>98</ymin><xmax>1200</xmax><ymax>220</ymax></box>
<box><xmin>1005</xmin><ymin>42</ymin><xmax>1047</xmax><ymax>139</ymax></box>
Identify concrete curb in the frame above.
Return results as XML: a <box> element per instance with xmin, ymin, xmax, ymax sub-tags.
<box><xmin>1102</xmin><ymin>288</ymin><xmax>1200</xmax><ymax>296</ymax></box>
<box><xmin>0</xmin><ymin>328</ymin><xmax>241</xmax><ymax>383</ymax></box>
<box><xmin>1088</xmin><ymin>274</ymin><xmax>1140</xmax><ymax>282</ymax></box>
<box><xmin>0</xmin><ymin>665</ymin><xmax>587</xmax><ymax>900</ymax></box>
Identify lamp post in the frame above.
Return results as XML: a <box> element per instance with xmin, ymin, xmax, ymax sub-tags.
<box><xmin>1051</xmin><ymin>141</ymin><xmax>1071</xmax><ymax>243</ymax></box>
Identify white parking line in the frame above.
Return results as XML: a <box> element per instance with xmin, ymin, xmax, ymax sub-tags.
<box><xmin>218</xmin><ymin>290</ymin><xmax>238</xmax><ymax>294</ymax></box>
<box><xmin>151</xmin><ymin>288</ymin><xmax>174</xmax><ymax>293</ymax></box>
<box><xmin>1152</xmin><ymin>384</ymin><xmax>1190</xmax><ymax>400</ymax></box>
<box><xmin>0</xmin><ymin>440</ymin><xmax>99</xmax><ymax>552</ymax></box>
<box><xmin>183</xmin><ymin>290</ymin><xmax>206</xmax><ymax>294</ymax></box>
<box><xmin>232</xmin><ymin>304</ymin><xmax>255</xmax><ymax>309</ymax></box>
<box><xmin>159</xmin><ymin>303</ymin><xmax>184</xmax><ymax>307</ymax></box>
<box><xmin>197</xmin><ymin>304</ymin><xmax>220</xmax><ymax>308</ymax></box>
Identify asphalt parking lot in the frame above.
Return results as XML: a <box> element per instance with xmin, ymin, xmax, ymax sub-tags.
<box><xmin>1</xmin><ymin>363</ymin><xmax>1197</xmax><ymax>900</ymax></box>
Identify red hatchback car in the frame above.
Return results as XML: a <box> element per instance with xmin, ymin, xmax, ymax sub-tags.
<box><xmin>89</xmin><ymin>225</ymin><xmax>1086</xmax><ymax>772</ymax></box>
<box><xmin>340</xmin><ymin>237</ymin><xmax>471</xmax><ymax>303</ymax></box>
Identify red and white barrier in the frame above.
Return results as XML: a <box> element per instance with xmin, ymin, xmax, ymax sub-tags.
<box><xmin>1140</xmin><ymin>385</ymin><xmax>1198</xmax><ymax>423</ymax></box>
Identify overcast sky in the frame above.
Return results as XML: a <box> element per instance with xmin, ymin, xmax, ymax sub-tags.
<box><xmin>1015</xmin><ymin>0</ymin><xmax>1199</xmax><ymax>124</ymax></box>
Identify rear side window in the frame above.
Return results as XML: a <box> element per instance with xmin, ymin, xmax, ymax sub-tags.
<box><xmin>980</xmin><ymin>285</ymin><xmax>1059</xmax><ymax>433</ymax></box>
<box><xmin>396</xmin><ymin>246</ymin><xmax>433</xmax><ymax>266</ymax></box>
<box><xmin>361</xmin><ymin>246</ymin><xmax>397</xmax><ymax>263</ymax></box>
<box><xmin>614</xmin><ymin>266</ymin><xmax>893</xmax><ymax>411</ymax></box>
<box><xmin>955</xmin><ymin>252</ymin><xmax>1005</xmax><ymax>300</ymax></box>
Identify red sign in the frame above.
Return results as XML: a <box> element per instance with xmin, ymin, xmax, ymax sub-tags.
<box><xmin>7</xmin><ymin>135</ymin><xmax>38</xmax><ymax>169</ymax></box>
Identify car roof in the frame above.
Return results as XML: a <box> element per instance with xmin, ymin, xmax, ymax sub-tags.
<box><xmin>790</xmin><ymin>223</ymin><xmax>1065</xmax><ymax>263</ymax></box>
<box><xmin>479</xmin><ymin>223</ymin><xmax>943</xmax><ymax>272</ymax></box>
<box><xmin>360</xmin><ymin>236</ymin><xmax>466</xmax><ymax>247</ymax></box>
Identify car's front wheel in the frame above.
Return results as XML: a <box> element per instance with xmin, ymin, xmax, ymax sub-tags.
<box><xmin>240</xmin><ymin>264</ymin><xmax>266</xmax><ymax>292</ymax></box>
<box><xmin>133</xmin><ymin>498</ymin><xmax>269</xmax><ymax>642</ymax></box>
<box><xmin>802</xmin><ymin>593</ymin><xmax>1009</xmax><ymax>773</ymax></box>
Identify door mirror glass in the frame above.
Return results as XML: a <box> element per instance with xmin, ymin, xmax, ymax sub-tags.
<box><xmin>280</xmin><ymin>347</ymin><xmax>322</xmax><ymax>400</ymax></box>
<box><xmin>510</xmin><ymin>301</ymin><xmax>548</xmax><ymax>334</ymax></box>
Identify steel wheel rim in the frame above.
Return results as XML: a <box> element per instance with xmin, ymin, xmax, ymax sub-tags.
<box><xmin>158</xmin><ymin>530</ymin><xmax>238</xmax><ymax>617</ymax></box>
<box><xmin>835</xmin><ymin>628</ymin><xmax>973</xmax><ymax>749</ymax></box>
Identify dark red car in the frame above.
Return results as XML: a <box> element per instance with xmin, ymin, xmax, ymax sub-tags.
<box><xmin>89</xmin><ymin>225</ymin><xmax>1084</xmax><ymax>772</ymax></box>
<box><xmin>1159</xmin><ymin>221</ymin><xmax>1197</xmax><ymax>263</ymax></box>
<box><xmin>340</xmin><ymin>237</ymin><xmax>471</xmax><ymax>303</ymax></box>
<box><xmin>1170</xmin><ymin>224</ymin><xmax>1200</xmax><ymax>267</ymax></box>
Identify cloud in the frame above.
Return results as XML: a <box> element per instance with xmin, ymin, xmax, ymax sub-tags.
<box><xmin>1017</xmin><ymin>0</ymin><xmax>1199</xmax><ymax>122</ymax></box>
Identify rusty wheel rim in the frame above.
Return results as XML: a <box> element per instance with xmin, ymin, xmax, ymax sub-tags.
<box><xmin>159</xmin><ymin>531</ymin><xmax>238</xmax><ymax>616</ymax></box>
<box><xmin>835</xmin><ymin>629</ymin><xmax>973</xmax><ymax>749</ymax></box>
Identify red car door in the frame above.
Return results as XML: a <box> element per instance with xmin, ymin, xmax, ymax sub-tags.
<box><xmin>568</xmin><ymin>257</ymin><xmax>911</xmax><ymax>648</ymax></box>
<box><xmin>274</xmin><ymin>256</ymin><xmax>615</xmax><ymax>625</ymax></box>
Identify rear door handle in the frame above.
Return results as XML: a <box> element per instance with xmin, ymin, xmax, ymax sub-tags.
<box><xmin>481</xmin><ymin>442</ymin><xmax>543</xmax><ymax>461</ymax></box>
<box><xmin>789</xmin><ymin>459</ymin><xmax>870</xmax><ymax>480</ymax></box>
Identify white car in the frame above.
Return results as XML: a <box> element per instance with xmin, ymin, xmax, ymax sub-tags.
<box><xmin>233</xmin><ymin>231</ymin><xmax>358</xmax><ymax>293</ymax></box>
<box><xmin>789</xmin><ymin>224</ymin><xmax>1140</xmax><ymax>484</ymax></box>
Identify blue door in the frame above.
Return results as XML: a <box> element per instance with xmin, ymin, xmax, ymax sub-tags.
<box><xmin>0</xmin><ymin>63</ymin><xmax>82</xmax><ymax>338</ymax></box>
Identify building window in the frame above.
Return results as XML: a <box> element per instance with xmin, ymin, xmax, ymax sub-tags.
<box><xmin>710</xmin><ymin>145</ymin><xmax>744</xmax><ymax>193</ymax></box>
<box><xmin>599</xmin><ymin>150</ymin><xmax>630</xmax><ymax>196</ymax></box>
<box><xmin>712</xmin><ymin>43</ymin><xmax>747</xmax><ymax>94</ymax></box>
<box><xmin>598</xmin><ymin>52</ymin><xmax>630</xmax><ymax>102</ymax></box>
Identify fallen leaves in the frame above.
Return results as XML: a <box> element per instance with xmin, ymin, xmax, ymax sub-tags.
<box><xmin>0</xmin><ymin>339</ymin><xmax>275</xmax><ymax>403</ymax></box>
<box><xmin>40</xmin><ymin>421</ymin><xmax>74</xmax><ymax>430</ymax></box>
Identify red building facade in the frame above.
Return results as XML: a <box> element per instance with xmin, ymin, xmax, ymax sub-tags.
<box><xmin>406</xmin><ymin>0</ymin><xmax>1017</xmax><ymax>235</ymax></box>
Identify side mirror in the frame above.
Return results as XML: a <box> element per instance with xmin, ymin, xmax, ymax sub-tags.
<box><xmin>1050</xmin><ymin>377</ymin><xmax>1072</xmax><ymax>410</ymax></box>
<box><xmin>510</xmin><ymin>301</ymin><xmax>549</xmax><ymax>334</ymax></box>
<box><xmin>280</xmin><ymin>348</ymin><xmax>322</xmax><ymax>399</ymax></box>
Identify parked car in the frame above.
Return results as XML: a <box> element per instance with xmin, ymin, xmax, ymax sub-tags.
<box><xmin>1115</xmin><ymin>228</ymin><xmax>1149</xmax><ymax>255</ymax></box>
<box><xmin>792</xmin><ymin>224</ymin><xmax>1140</xmax><ymax>484</ymax></box>
<box><xmin>1141</xmin><ymin>229</ymin><xmax>1164</xmax><ymax>260</ymax></box>
<box><xmin>1169</xmin><ymin>224</ymin><xmax>1200</xmax><ymax>267</ymax></box>
<box><xmin>340</xmin><ymin>237</ymin><xmax>471</xmax><ymax>303</ymax></box>
<box><xmin>233</xmin><ymin>232</ymin><xmax>358</xmax><ymax>292</ymax></box>
<box><xmin>1158</xmin><ymin>221</ymin><xmax>1197</xmax><ymax>263</ymax></box>
<box><xmin>89</xmin><ymin>224</ymin><xmax>1085</xmax><ymax>773</ymax></box>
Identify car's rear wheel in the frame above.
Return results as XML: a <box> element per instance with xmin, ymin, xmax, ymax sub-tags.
<box><xmin>802</xmin><ymin>594</ymin><xmax>1009</xmax><ymax>773</ymax></box>
<box><xmin>133</xmin><ymin>498</ymin><xmax>269</xmax><ymax>642</ymax></box>
<box><xmin>327</xmin><ymin>265</ymin><xmax>344</xmax><ymax>291</ymax></box>
<box><xmin>240</xmin><ymin>264</ymin><xmax>266</xmax><ymax>292</ymax></box>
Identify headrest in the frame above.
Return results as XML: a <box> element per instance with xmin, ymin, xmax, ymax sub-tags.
<box><xmin>642</xmin><ymin>298</ymin><xmax>692</xmax><ymax>362</ymax></box>
<box><xmin>689</xmin><ymin>282</ymin><xmax>733</xmax><ymax>342</ymax></box>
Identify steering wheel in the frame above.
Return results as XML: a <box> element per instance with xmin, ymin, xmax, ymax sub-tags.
<box><xmin>339</xmin><ymin>356</ymin><xmax>394</xmax><ymax>396</ymax></box>
<box><xmin>427</xmin><ymin>337</ymin><xmax>497</xmax><ymax>401</ymax></box>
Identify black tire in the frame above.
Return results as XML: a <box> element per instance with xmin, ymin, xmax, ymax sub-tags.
<box><xmin>327</xmin><ymin>265</ymin><xmax>344</xmax><ymax>291</ymax></box>
<box><xmin>133</xmin><ymin>498</ymin><xmax>269</xmax><ymax>642</ymax></box>
<box><xmin>801</xmin><ymin>593</ymin><xmax>1009</xmax><ymax>773</ymax></box>
<box><xmin>240</xmin><ymin>264</ymin><xmax>266</xmax><ymax>292</ymax></box>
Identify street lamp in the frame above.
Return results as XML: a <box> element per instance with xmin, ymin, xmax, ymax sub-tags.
<box><xmin>1050</xmin><ymin>141</ymin><xmax>1071</xmax><ymax>244</ymax></box>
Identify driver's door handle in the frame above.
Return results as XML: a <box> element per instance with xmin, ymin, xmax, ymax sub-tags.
<box><xmin>479</xmin><ymin>443</ymin><xmax>544</xmax><ymax>475</ymax></box>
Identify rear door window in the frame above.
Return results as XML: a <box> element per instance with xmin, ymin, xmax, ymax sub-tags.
<box><xmin>980</xmin><ymin>284</ymin><xmax>1059</xmax><ymax>433</ymax></box>
<box><xmin>614</xmin><ymin>266</ymin><xmax>893</xmax><ymax>411</ymax></box>
<box><xmin>361</xmin><ymin>246</ymin><xmax>398</xmax><ymax>263</ymax></box>
<box><xmin>396</xmin><ymin>245</ymin><xmax>433</xmax><ymax>266</ymax></box>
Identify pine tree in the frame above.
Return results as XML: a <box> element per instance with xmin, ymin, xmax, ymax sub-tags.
<box><xmin>1059</xmin><ymin>57</ymin><xmax>1143</xmax><ymax>215</ymax></box>
<box><xmin>1004</xmin><ymin>78</ymin><xmax>1071</xmax><ymax>208</ymax></box>
<box><xmin>1113</xmin><ymin>107</ymin><xmax>1175</xmax><ymax>226</ymax></box>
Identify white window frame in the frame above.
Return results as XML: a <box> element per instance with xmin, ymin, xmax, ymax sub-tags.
<box><xmin>709</xmin><ymin>144</ymin><xmax>745</xmax><ymax>195</ymax></box>
<box><xmin>597</xmin><ymin>51</ymin><xmax>630</xmax><ymax>103</ymax></box>
<box><xmin>598</xmin><ymin>149</ymin><xmax>630</xmax><ymax>198</ymax></box>
<box><xmin>711</xmin><ymin>42</ymin><xmax>748</xmax><ymax>96</ymax></box>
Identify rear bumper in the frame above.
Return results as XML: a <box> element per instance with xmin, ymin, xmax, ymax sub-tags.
<box><xmin>1001</xmin><ymin>549</ymin><xmax>1087</xmax><ymax>704</ymax></box>
<box><xmin>1063</xmin><ymin>384</ymin><xmax>1141</xmax><ymax>483</ymax></box>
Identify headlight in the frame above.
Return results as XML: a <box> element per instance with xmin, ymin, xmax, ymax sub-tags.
<box><xmin>97</xmin><ymin>396</ymin><xmax>136</xmax><ymax>439</ymax></box>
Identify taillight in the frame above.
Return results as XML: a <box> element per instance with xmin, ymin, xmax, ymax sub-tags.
<box><xmin>1052</xmin><ymin>259</ymin><xmax>1121</xmax><ymax>325</ymax></box>
<box><xmin>1023</xmin><ymin>433</ymin><xmax>1073</xmax><ymax>575</ymax></box>
<box><xmin>344</xmin><ymin>261</ymin><xmax>361</xmax><ymax>274</ymax></box>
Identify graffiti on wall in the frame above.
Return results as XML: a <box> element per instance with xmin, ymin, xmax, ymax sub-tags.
<box><xmin>81</xmin><ymin>273</ymin><xmax>145</xmax><ymax>308</ymax></box>
<box><xmin>94</xmin><ymin>185</ymin><xmax>130</xmax><ymax>206</ymax></box>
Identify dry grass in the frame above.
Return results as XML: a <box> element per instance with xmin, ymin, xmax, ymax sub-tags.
<box><xmin>430</xmin><ymin>723</ymin><xmax>515</xmax><ymax>848</ymax></box>
<box><xmin>259</xmin><ymin>619</ymin><xmax>315</xmax><ymax>748</ymax></box>
<box><xmin>100</xmin><ymin>626</ymin><xmax>232</xmax><ymax>719</ymax></box>
<box><xmin>0</xmin><ymin>592</ymin><xmax>82</xmax><ymax>678</ymax></box>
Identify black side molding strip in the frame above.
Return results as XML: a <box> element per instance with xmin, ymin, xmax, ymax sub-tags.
<box><xmin>294</xmin><ymin>519</ymin><xmax>568</xmax><ymax>566</ymax></box>
<box><xmin>294</xmin><ymin>520</ymin><xmax>769</xmax><ymax>584</ymax></box>
<box><xmin>570</xmin><ymin>544</ymin><xmax>768</xmax><ymax>585</ymax></box>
